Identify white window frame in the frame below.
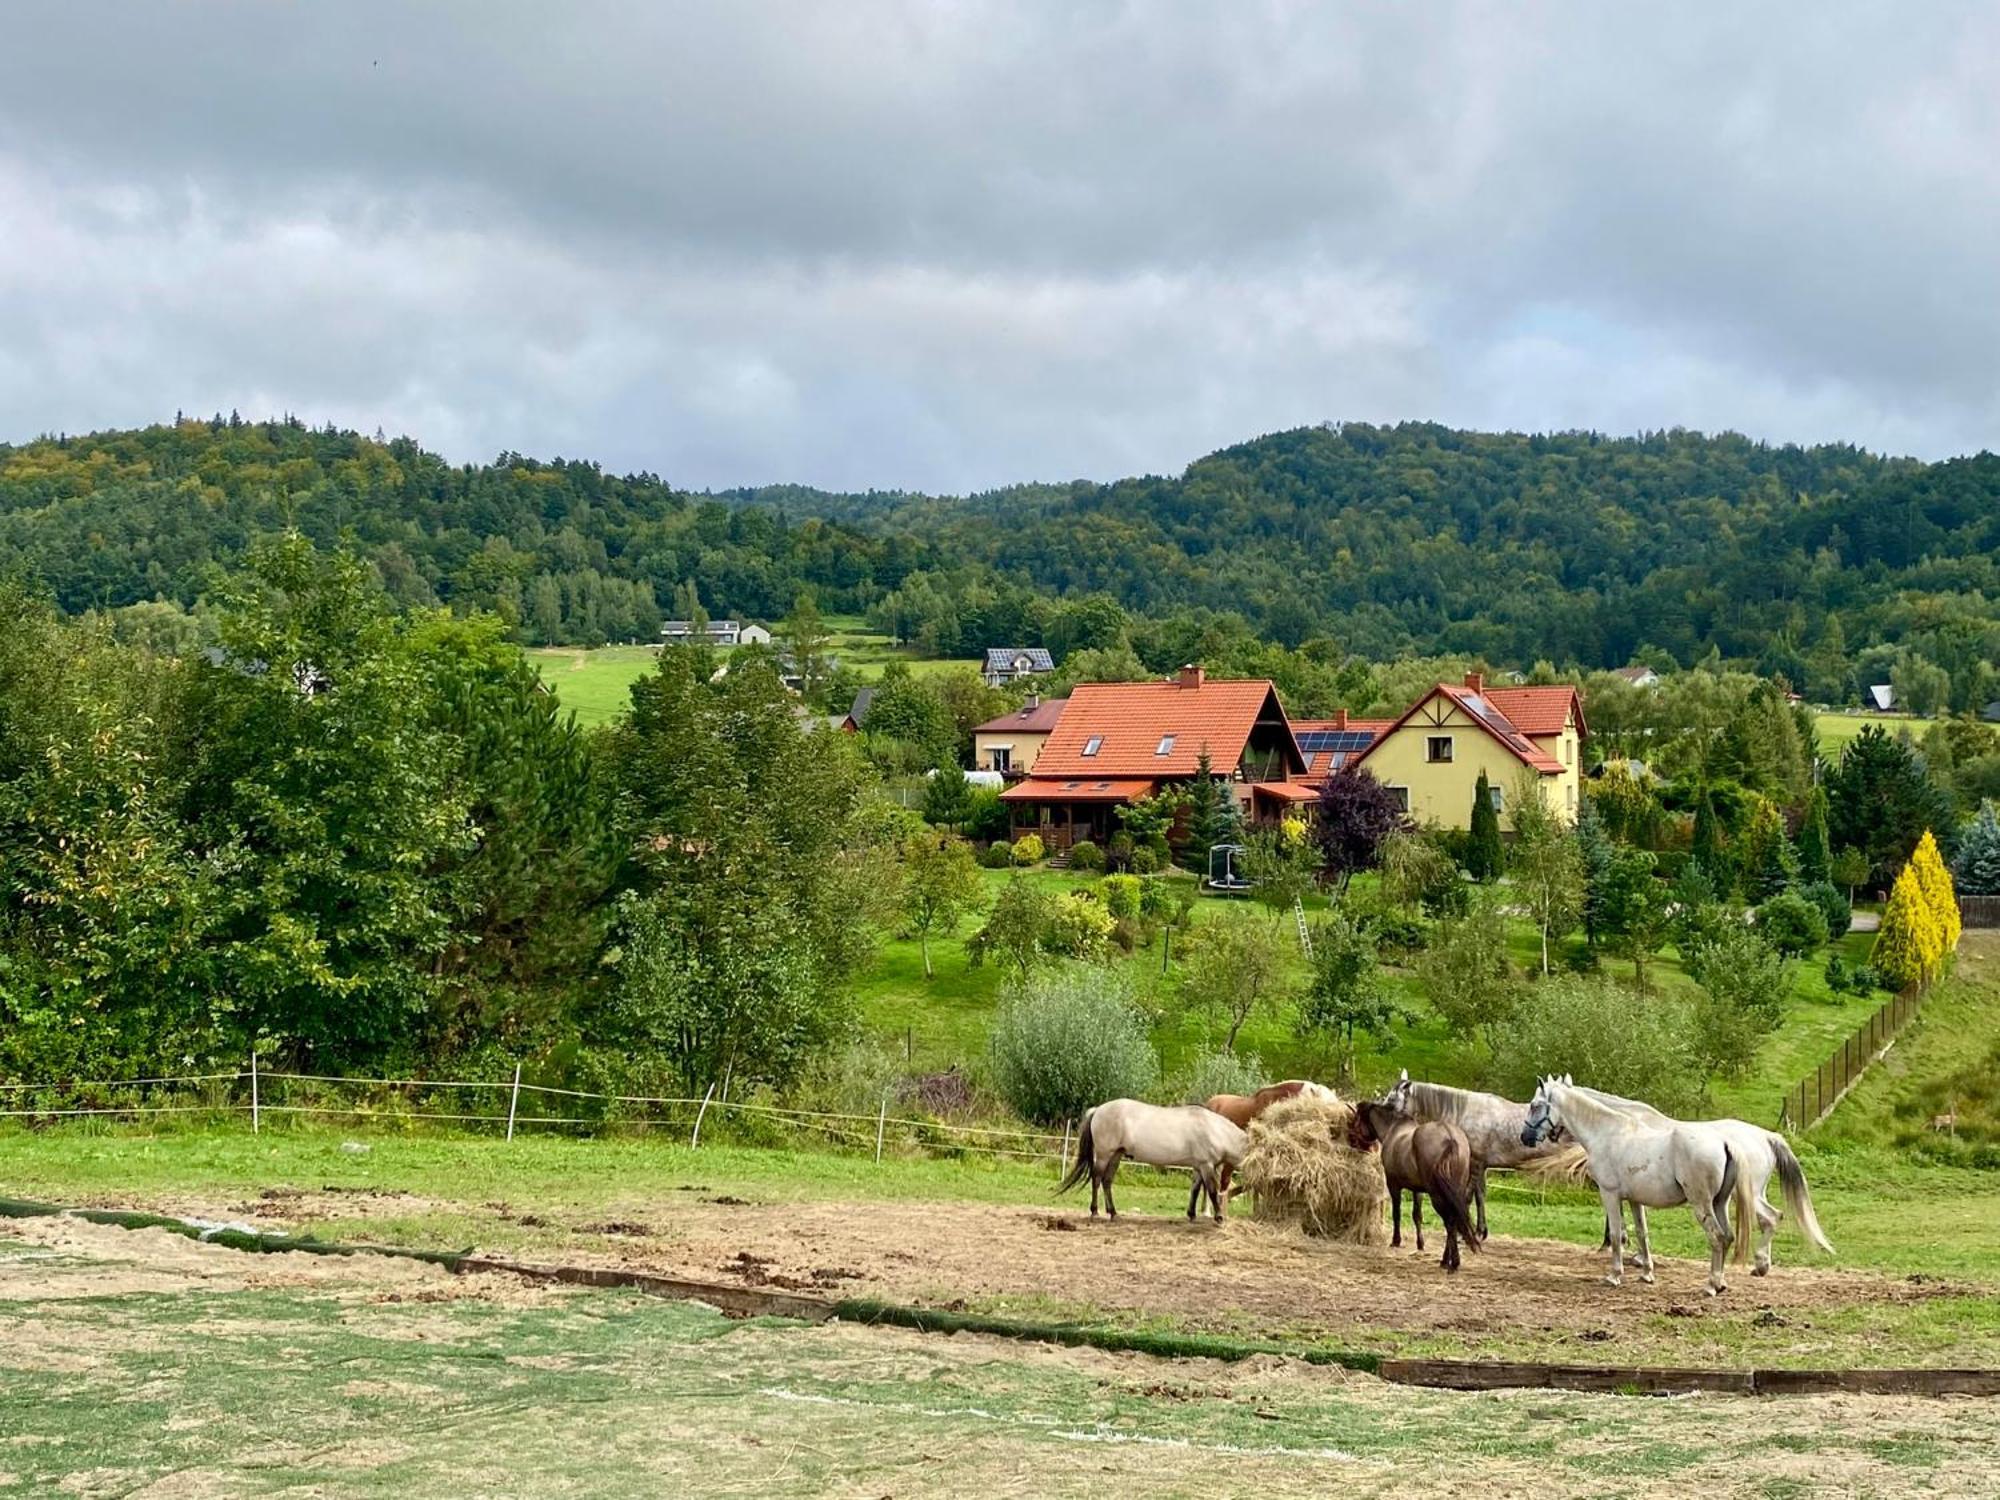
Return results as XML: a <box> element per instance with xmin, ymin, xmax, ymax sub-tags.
<box><xmin>1387</xmin><ymin>785</ymin><xmax>1411</xmax><ymax>813</ymax></box>
<box><xmin>1490</xmin><ymin>785</ymin><xmax>1505</xmax><ymax>812</ymax></box>
<box><xmin>1082</xmin><ymin>736</ymin><xmax>1103</xmax><ymax>757</ymax></box>
<box><xmin>1425</xmin><ymin>735</ymin><xmax>1454</xmax><ymax>763</ymax></box>
<box><xmin>1155</xmin><ymin>734</ymin><xmax>1175</xmax><ymax>756</ymax></box>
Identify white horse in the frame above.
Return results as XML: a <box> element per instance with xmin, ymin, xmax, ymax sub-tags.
<box><xmin>1058</xmin><ymin>1099</ymin><xmax>1249</xmax><ymax>1222</ymax></box>
<box><xmin>1568</xmin><ymin>1084</ymin><xmax>1834</xmax><ymax>1275</ymax></box>
<box><xmin>1521</xmin><ymin>1076</ymin><xmax>1740</xmax><ymax>1294</ymax></box>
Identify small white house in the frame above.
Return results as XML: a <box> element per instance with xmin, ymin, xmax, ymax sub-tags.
<box><xmin>739</xmin><ymin>623</ymin><xmax>772</xmax><ymax>646</ymax></box>
<box><xmin>1867</xmin><ymin>683</ymin><xmax>1896</xmax><ymax>712</ymax></box>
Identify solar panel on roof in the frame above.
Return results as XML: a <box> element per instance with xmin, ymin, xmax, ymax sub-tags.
<box><xmin>1295</xmin><ymin>730</ymin><xmax>1377</xmax><ymax>754</ymax></box>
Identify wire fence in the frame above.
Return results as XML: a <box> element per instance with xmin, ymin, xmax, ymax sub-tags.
<box><xmin>1777</xmin><ymin>988</ymin><xmax>1921</xmax><ymax>1132</ymax></box>
<box><xmin>0</xmin><ymin>1063</ymin><xmax>1077</xmax><ymax>1171</ymax></box>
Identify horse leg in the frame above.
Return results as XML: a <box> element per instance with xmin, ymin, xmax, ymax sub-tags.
<box><xmin>1103</xmin><ymin>1155</ymin><xmax>1121</xmax><ymax>1219</ymax></box>
<box><xmin>1630</xmin><ymin>1203</ymin><xmax>1655</xmax><ymax>1284</ymax></box>
<box><xmin>1187</xmin><ymin>1173</ymin><xmax>1202</xmax><ymax>1220</ymax></box>
<box><xmin>1390</xmin><ymin>1189</ymin><xmax>1403</xmax><ymax>1248</ymax></box>
<box><xmin>1209</xmin><ymin>1167</ymin><xmax>1227</xmax><ymax>1223</ymax></box>
<box><xmin>1753</xmin><ymin>1196</ymin><xmax>1779</xmax><ymax>1276</ymax></box>
<box><xmin>1695</xmin><ymin>1200</ymin><xmax>1732</xmax><ymax>1296</ymax></box>
<box><xmin>1473</xmin><ymin>1164</ymin><xmax>1489</xmax><ymax>1241</ymax></box>
<box><xmin>1217</xmin><ymin>1163</ymin><xmax>1234</xmax><ymax>1202</ymax></box>
<box><xmin>1442</xmin><ymin>1222</ymin><xmax>1459</xmax><ymax>1273</ymax></box>
<box><xmin>1412</xmin><ymin>1192</ymin><xmax>1425</xmax><ymax>1253</ymax></box>
<box><xmin>1599</xmin><ymin>1188</ymin><xmax>1626</xmax><ymax>1286</ymax></box>
<box><xmin>1089</xmin><ymin>1165</ymin><xmax>1100</xmax><ymax>1218</ymax></box>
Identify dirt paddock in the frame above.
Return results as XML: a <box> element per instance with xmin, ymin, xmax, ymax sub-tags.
<box><xmin>115</xmin><ymin>1184</ymin><xmax>1981</xmax><ymax>1366</ymax></box>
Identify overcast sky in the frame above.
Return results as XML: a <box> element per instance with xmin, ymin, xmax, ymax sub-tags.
<box><xmin>2</xmin><ymin>4</ymin><xmax>1995</xmax><ymax>493</ymax></box>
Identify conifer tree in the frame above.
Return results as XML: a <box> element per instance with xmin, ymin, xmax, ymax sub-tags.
<box><xmin>1466</xmin><ymin>770</ymin><xmax>1503</xmax><ymax>882</ymax></box>
<box><xmin>1872</xmin><ymin>864</ymin><xmax>1940</xmax><ymax>992</ymax></box>
<box><xmin>1909</xmin><ymin>828</ymin><xmax>1961</xmax><ymax>958</ymax></box>
<box><xmin>1954</xmin><ymin>801</ymin><xmax>2000</xmax><ymax>897</ymax></box>
<box><xmin>1797</xmin><ymin>785</ymin><xmax>1832</xmax><ymax>886</ymax></box>
<box><xmin>1690</xmin><ymin>787</ymin><xmax>1725</xmax><ymax>882</ymax></box>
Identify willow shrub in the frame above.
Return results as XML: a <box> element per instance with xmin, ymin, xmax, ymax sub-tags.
<box><xmin>1486</xmin><ymin>974</ymin><xmax>1705</xmax><ymax>1114</ymax></box>
<box><xmin>985</xmin><ymin>964</ymin><xmax>1158</xmax><ymax>1125</ymax></box>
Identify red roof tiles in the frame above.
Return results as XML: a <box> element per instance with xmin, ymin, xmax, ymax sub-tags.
<box><xmin>1482</xmin><ymin>685</ymin><xmax>1584</xmax><ymax>739</ymax></box>
<box><xmin>1030</xmin><ymin>677</ymin><xmax>1295</xmax><ymax>779</ymax></box>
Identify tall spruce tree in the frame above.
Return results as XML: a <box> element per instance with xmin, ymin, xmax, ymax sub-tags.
<box><xmin>1690</xmin><ymin>786</ymin><xmax>1725</xmax><ymax>882</ymax></box>
<box><xmin>1954</xmin><ymin>801</ymin><xmax>2000</xmax><ymax>896</ymax></box>
<box><xmin>1466</xmin><ymin>770</ymin><xmax>1503</xmax><ymax>882</ymax></box>
<box><xmin>1180</xmin><ymin>748</ymin><xmax>1241</xmax><ymax>874</ymax></box>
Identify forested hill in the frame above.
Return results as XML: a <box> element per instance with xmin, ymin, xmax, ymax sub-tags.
<box><xmin>6</xmin><ymin>415</ymin><xmax>2000</xmax><ymax>682</ymax></box>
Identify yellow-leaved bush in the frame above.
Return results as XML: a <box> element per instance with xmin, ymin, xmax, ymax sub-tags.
<box><xmin>1872</xmin><ymin>829</ymin><xmax>1961</xmax><ymax>992</ymax></box>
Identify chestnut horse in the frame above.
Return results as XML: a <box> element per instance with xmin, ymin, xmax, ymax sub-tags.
<box><xmin>1203</xmin><ymin>1079</ymin><xmax>1338</xmax><ymax>1199</ymax></box>
<box><xmin>1347</xmin><ymin>1099</ymin><xmax>1481</xmax><ymax>1273</ymax></box>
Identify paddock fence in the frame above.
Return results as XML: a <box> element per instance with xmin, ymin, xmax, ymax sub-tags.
<box><xmin>0</xmin><ymin>1063</ymin><xmax>1078</xmax><ymax>1172</ymax></box>
<box><xmin>1776</xmin><ymin>989</ymin><xmax>1921</xmax><ymax>1133</ymax></box>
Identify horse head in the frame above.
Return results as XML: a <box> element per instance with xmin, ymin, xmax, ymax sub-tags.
<box><xmin>1385</xmin><ymin>1068</ymin><xmax>1414</xmax><ymax>1115</ymax></box>
<box><xmin>1344</xmin><ymin>1101</ymin><xmax>1383</xmax><ymax>1153</ymax></box>
<box><xmin>1521</xmin><ymin>1076</ymin><xmax>1566</xmax><ymax>1147</ymax></box>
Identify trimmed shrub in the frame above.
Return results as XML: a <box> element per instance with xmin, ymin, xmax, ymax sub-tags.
<box><xmin>1044</xmin><ymin>892</ymin><xmax>1117</xmax><ymax>962</ymax></box>
<box><xmin>1799</xmin><ymin>879</ymin><xmax>1852</xmax><ymax>942</ymax></box>
<box><xmin>986</xmin><ymin>965</ymin><xmax>1159</xmax><ymax>1124</ymax></box>
<box><xmin>965</xmin><ymin>788</ymin><xmax>1011</xmax><ymax>844</ymax></box>
<box><xmin>1486</xmin><ymin>974</ymin><xmax>1703</xmax><ymax>1114</ymax></box>
<box><xmin>1131</xmin><ymin>845</ymin><xmax>1161</xmax><ymax>874</ymax></box>
<box><xmin>1107</xmin><ymin>832</ymin><xmax>1135</xmax><ymax>872</ymax></box>
<box><xmin>1101</xmin><ymin>874</ymin><xmax>1143</xmax><ymax>921</ymax></box>
<box><xmin>980</xmin><ymin>839</ymin><xmax>1014</xmax><ymax>869</ymax></box>
<box><xmin>1011</xmin><ymin>832</ymin><xmax>1046</xmax><ymax>866</ymax></box>
<box><xmin>1068</xmin><ymin>839</ymin><xmax>1105</xmax><ymax>873</ymax></box>
<box><xmin>1753</xmin><ymin>890</ymin><xmax>1830</xmax><ymax>957</ymax></box>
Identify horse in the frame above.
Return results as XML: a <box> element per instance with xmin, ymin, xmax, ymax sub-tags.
<box><xmin>1567</xmin><ymin>1083</ymin><xmax>1834</xmax><ymax>1275</ymax></box>
<box><xmin>1203</xmin><ymin>1079</ymin><xmax>1338</xmax><ymax>1199</ymax></box>
<box><xmin>1382</xmin><ymin>1070</ymin><xmax>1576</xmax><ymax>1240</ymax></box>
<box><xmin>1347</xmin><ymin>1099</ymin><xmax>1481</xmax><ymax>1272</ymax></box>
<box><xmin>1058</xmin><ymin>1099</ymin><xmax>1250</xmax><ymax>1222</ymax></box>
<box><xmin>1522</xmin><ymin>1076</ymin><xmax>1739</xmax><ymax>1295</ymax></box>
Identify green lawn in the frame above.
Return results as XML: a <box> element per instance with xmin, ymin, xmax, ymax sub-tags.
<box><xmin>1816</xmin><ymin>709</ymin><xmax>1935</xmax><ymax>755</ymax></box>
<box><xmin>13</xmin><ymin>1228</ymin><xmax>1996</xmax><ymax>1495</ymax></box>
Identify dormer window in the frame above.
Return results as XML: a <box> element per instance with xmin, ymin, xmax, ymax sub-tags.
<box><xmin>1155</xmin><ymin>735</ymin><xmax>1175</xmax><ymax>756</ymax></box>
<box><xmin>1082</xmin><ymin>736</ymin><xmax>1102</xmax><ymax>757</ymax></box>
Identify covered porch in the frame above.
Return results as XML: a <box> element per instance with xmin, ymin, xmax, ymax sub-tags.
<box><xmin>999</xmin><ymin>777</ymin><xmax>1159</xmax><ymax>851</ymax></box>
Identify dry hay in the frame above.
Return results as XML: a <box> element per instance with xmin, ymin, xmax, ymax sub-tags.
<box><xmin>1517</xmin><ymin>1143</ymin><xmax>1594</xmax><ymax>1186</ymax></box>
<box><xmin>1235</xmin><ymin>1094</ymin><xmax>1388</xmax><ymax>1244</ymax></box>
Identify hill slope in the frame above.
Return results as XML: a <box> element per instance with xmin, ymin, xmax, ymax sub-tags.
<box><xmin>6</xmin><ymin>416</ymin><xmax>1999</xmax><ymax>682</ymax></box>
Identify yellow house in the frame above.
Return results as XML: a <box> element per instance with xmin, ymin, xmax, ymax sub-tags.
<box><xmin>1351</xmin><ymin>674</ymin><xmax>1587</xmax><ymax>829</ymax></box>
<box><xmin>971</xmin><ymin>695</ymin><xmax>1068</xmax><ymax>776</ymax></box>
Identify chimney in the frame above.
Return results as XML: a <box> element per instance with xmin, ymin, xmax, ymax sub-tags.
<box><xmin>1179</xmin><ymin>664</ymin><xmax>1205</xmax><ymax>690</ymax></box>
<box><xmin>1334</xmin><ymin>708</ymin><xmax>1348</xmax><ymax>730</ymax></box>
<box><xmin>1025</xmin><ymin>692</ymin><xmax>1040</xmax><ymax>711</ymax></box>
<box><xmin>1463</xmin><ymin>671</ymin><xmax>1485</xmax><ymax>694</ymax></box>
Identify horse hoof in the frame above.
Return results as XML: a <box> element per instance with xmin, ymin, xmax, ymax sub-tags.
<box><xmin>1602</xmin><ymin>1275</ymin><xmax>1622</xmax><ymax>1287</ymax></box>
<box><xmin>1752</xmin><ymin>1263</ymin><xmax>1770</xmax><ymax>1277</ymax></box>
<box><xmin>1640</xmin><ymin>1272</ymin><xmax>1656</xmax><ymax>1284</ymax></box>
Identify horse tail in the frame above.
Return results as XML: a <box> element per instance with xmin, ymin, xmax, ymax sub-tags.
<box><xmin>1770</xmin><ymin>1134</ymin><xmax>1835</xmax><ymax>1255</ymax></box>
<box><xmin>1426</xmin><ymin>1136</ymin><xmax>1481</xmax><ymax>1252</ymax></box>
<box><xmin>1731</xmin><ymin>1151</ymin><xmax>1757</xmax><ymax>1266</ymax></box>
<box><xmin>1713</xmin><ymin>1144</ymin><xmax>1739</xmax><ymax>1253</ymax></box>
<box><xmin>1056</xmin><ymin>1109</ymin><xmax>1096</xmax><ymax>1196</ymax></box>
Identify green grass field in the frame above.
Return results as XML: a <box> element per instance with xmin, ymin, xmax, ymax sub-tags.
<box><xmin>1815</xmin><ymin>709</ymin><xmax>1933</xmax><ymax>755</ymax></box>
<box><xmin>12</xmin><ymin>1223</ymin><xmax>1996</xmax><ymax>1495</ymax></box>
<box><xmin>528</xmin><ymin>617</ymin><xmax>977</xmax><ymax>727</ymax></box>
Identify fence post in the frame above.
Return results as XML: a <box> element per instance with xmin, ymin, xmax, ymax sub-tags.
<box><xmin>690</xmin><ymin>1082</ymin><xmax>717</xmax><ymax>1149</ymax></box>
<box><xmin>249</xmin><ymin>1050</ymin><xmax>260</xmax><ymax>1134</ymax></box>
<box><xmin>874</xmin><ymin>1093</ymin><xmax>888</xmax><ymax>1164</ymax></box>
<box><xmin>506</xmin><ymin>1062</ymin><xmax>522</xmax><ymax>1143</ymax></box>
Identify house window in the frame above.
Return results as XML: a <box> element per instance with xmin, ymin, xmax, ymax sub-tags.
<box><xmin>1426</xmin><ymin>736</ymin><xmax>1453</xmax><ymax>763</ymax></box>
<box><xmin>1387</xmin><ymin>786</ymin><xmax>1410</xmax><ymax>813</ymax></box>
<box><xmin>1082</xmin><ymin>736</ymin><xmax>1103</xmax><ymax>757</ymax></box>
<box><xmin>990</xmin><ymin>747</ymin><xmax>1012</xmax><ymax>773</ymax></box>
<box><xmin>1155</xmin><ymin>735</ymin><xmax>1175</xmax><ymax>756</ymax></box>
<box><xmin>1563</xmin><ymin>736</ymin><xmax>1573</xmax><ymax>766</ymax></box>
<box><xmin>1567</xmin><ymin>783</ymin><xmax>1578</xmax><ymax>812</ymax></box>
<box><xmin>1490</xmin><ymin>785</ymin><xmax>1505</xmax><ymax>813</ymax></box>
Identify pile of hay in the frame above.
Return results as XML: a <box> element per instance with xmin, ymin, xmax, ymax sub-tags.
<box><xmin>1234</xmin><ymin>1093</ymin><xmax>1389</xmax><ymax>1244</ymax></box>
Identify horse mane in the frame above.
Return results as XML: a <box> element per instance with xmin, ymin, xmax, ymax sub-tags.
<box><xmin>1403</xmin><ymin>1080</ymin><xmax>1490</xmax><ymax>1123</ymax></box>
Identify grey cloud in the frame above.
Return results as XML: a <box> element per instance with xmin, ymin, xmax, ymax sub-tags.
<box><xmin>0</xmin><ymin>2</ymin><xmax>1994</xmax><ymax>491</ymax></box>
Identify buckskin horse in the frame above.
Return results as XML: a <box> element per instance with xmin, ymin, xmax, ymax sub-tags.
<box><xmin>1059</xmin><ymin>1099</ymin><xmax>1250</xmax><ymax>1222</ymax></box>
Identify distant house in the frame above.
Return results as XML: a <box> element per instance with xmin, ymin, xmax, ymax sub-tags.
<box><xmin>835</xmin><ymin>688</ymin><xmax>877</xmax><ymax>734</ymax></box>
<box><xmin>1867</xmin><ymin>684</ymin><xmax>1896</xmax><ymax>712</ymax></box>
<box><xmin>738</xmin><ymin>623</ymin><xmax>772</xmax><ymax>646</ymax></box>
<box><xmin>1350</xmin><ymin>673</ymin><xmax>1587</xmax><ymax>828</ymax></box>
<box><xmin>972</xmin><ymin>695</ymin><xmax>1068</xmax><ymax>775</ymax></box>
<box><xmin>982</xmin><ymin>647</ymin><xmax>1055</xmax><ymax>688</ymax></box>
<box><xmin>1984</xmin><ymin>701</ymin><xmax>2000</xmax><ymax>724</ymax></box>
<box><xmin>998</xmin><ymin>666</ymin><xmax>1313</xmax><ymax>849</ymax></box>
<box><xmin>1612</xmin><ymin>665</ymin><xmax>1661</xmax><ymax>689</ymax></box>
<box><xmin>662</xmin><ymin>619</ymin><xmax>750</xmax><ymax>647</ymax></box>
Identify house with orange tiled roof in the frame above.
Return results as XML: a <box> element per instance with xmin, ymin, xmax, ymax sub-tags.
<box><xmin>1350</xmin><ymin>673</ymin><xmax>1587</xmax><ymax>828</ymax></box>
<box><xmin>998</xmin><ymin>666</ymin><xmax>1311</xmax><ymax>850</ymax></box>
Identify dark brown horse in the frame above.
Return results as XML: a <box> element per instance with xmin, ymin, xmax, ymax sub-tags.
<box><xmin>1203</xmin><ymin>1080</ymin><xmax>1337</xmax><ymax>1200</ymax></box>
<box><xmin>1347</xmin><ymin>1099</ymin><xmax>1481</xmax><ymax>1273</ymax></box>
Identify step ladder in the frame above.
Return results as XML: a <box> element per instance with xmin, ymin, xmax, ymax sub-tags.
<box><xmin>1293</xmin><ymin>897</ymin><xmax>1313</xmax><ymax>960</ymax></box>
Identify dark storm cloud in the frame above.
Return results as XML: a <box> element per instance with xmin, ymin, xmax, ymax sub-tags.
<box><xmin>0</xmin><ymin>2</ymin><xmax>1994</xmax><ymax>490</ymax></box>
